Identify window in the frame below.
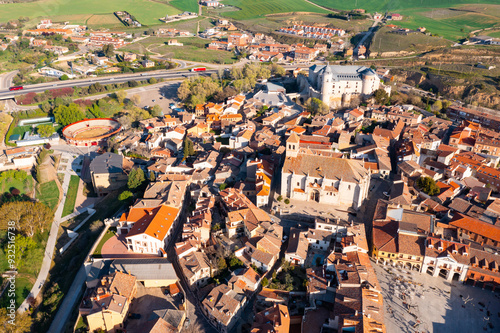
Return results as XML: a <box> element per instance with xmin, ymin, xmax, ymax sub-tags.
<box><xmin>297</xmin><ymin>182</ymin><xmax>300</xmax><ymax>186</ymax></box>
<box><xmin>316</xmin><ymin>240</ymin><xmax>319</xmax><ymax>244</ymax></box>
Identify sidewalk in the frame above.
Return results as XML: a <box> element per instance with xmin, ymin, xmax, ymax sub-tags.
<box><xmin>17</xmin><ymin>153</ymin><xmax>78</xmax><ymax>313</ymax></box>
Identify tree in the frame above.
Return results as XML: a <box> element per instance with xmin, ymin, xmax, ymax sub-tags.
<box><xmin>373</xmin><ymin>88</ymin><xmax>390</xmax><ymax>105</ymax></box>
<box><xmin>101</xmin><ymin>44</ymin><xmax>115</xmax><ymax>58</ymax></box>
<box><xmin>148</xmin><ymin>77</ymin><xmax>157</xmax><ymax>84</ymax></box>
<box><xmin>119</xmin><ymin>190</ymin><xmax>133</xmax><ymax>201</ymax></box>
<box><xmin>261</xmin><ymin>277</ymin><xmax>269</xmax><ymax>287</ymax></box>
<box><xmin>0</xmin><ymin>201</ymin><xmax>54</xmax><ymax>237</ymax></box>
<box><xmin>59</xmin><ymin>74</ymin><xmax>69</xmax><ymax>81</ymax></box>
<box><xmin>304</xmin><ymin>97</ymin><xmax>329</xmax><ymax>115</ymax></box>
<box><xmin>149</xmin><ymin>172</ymin><xmax>156</xmax><ymax>182</ymax></box>
<box><xmin>127</xmin><ymin>168</ymin><xmax>145</xmax><ymax>190</ymax></box>
<box><xmin>442</xmin><ymin>99</ymin><xmax>452</xmax><ymax>110</ymax></box>
<box><xmin>183</xmin><ymin>137</ymin><xmax>195</xmax><ymax>157</ymax></box>
<box><xmin>114</xmin><ymin>90</ymin><xmax>127</xmax><ymax>103</ymax></box>
<box><xmin>432</xmin><ymin>100</ymin><xmax>442</xmax><ymax>112</ymax></box>
<box><xmin>150</xmin><ymin>105</ymin><xmax>162</xmax><ymax>117</ymax></box>
<box><xmin>37</xmin><ymin>124</ymin><xmax>54</xmax><ymax>137</ymax></box>
<box><xmin>277</xmin><ymin>195</ymin><xmax>283</xmax><ymax>202</ymax></box>
<box><xmin>416</xmin><ymin>176</ymin><xmax>440</xmax><ymax>196</ymax></box>
<box><xmin>218</xmin><ymin>257</ymin><xmax>227</xmax><ymax>271</ymax></box>
<box><xmin>219</xmin><ymin>183</ymin><xmax>227</xmax><ymax>191</ymax></box>
<box><xmin>0</xmin><ymin>308</ymin><xmax>32</xmax><ymax>333</ymax></box>
<box><xmin>129</xmin><ymin>94</ymin><xmax>141</xmax><ymax>105</ymax></box>
<box><xmin>53</xmin><ymin>103</ymin><xmax>84</xmax><ymax>126</ymax></box>
<box><xmin>228</xmin><ymin>255</ymin><xmax>243</xmax><ymax>269</ymax></box>
<box><xmin>284</xmin><ymin>198</ymin><xmax>290</xmax><ymax>204</ymax></box>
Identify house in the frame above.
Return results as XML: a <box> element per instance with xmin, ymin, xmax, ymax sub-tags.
<box><xmin>228</xmin><ymin>33</ymin><xmax>249</xmax><ymax>47</ymax></box>
<box><xmin>89</xmin><ymin>153</ymin><xmax>133</xmax><ymax>196</ymax></box>
<box><xmin>449</xmin><ymin>212</ymin><xmax>500</xmax><ymax>248</ymax></box>
<box><xmin>285</xmin><ymin>228</ymin><xmax>309</xmax><ymax>266</ymax></box>
<box><xmin>142</xmin><ymin>59</ymin><xmax>155</xmax><ymax>68</ymax></box>
<box><xmin>80</xmin><ymin>271</ymin><xmax>137</xmax><ymax>333</ymax></box>
<box><xmin>179</xmin><ymin>251</ymin><xmax>211</xmax><ymax>288</ymax></box>
<box><xmin>123</xmin><ymin>53</ymin><xmax>137</xmax><ymax>62</ymax></box>
<box><xmin>109</xmin><ymin>258</ymin><xmax>178</xmax><ymax>287</ymax></box>
<box><xmin>202</xmin><ymin>284</ymin><xmax>246</xmax><ymax>333</ymax></box>
<box><xmin>251</xmin><ymin>304</ymin><xmax>290</xmax><ymax>333</ymax></box>
<box><xmin>193</xmin><ymin>150</ymin><xmax>220</xmax><ymax>170</ymax></box>
<box><xmin>120</xmin><ymin>204</ymin><xmax>181</xmax><ymax>254</ymax></box>
<box><xmin>228</xmin><ymin>267</ymin><xmax>261</xmax><ymax>292</ymax></box>
<box><xmin>167</xmin><ymin>39</ymin><xmax>183</xmax><ymax>46</ymax></box>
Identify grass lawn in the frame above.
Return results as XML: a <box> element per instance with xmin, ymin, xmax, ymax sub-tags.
<box><xmin>62</xmin><ymin>175</ymin><xmax>80</xmax><ymax>217</ymax></box>
<box><xmin>36</xmin><ymin>180</ymin><xmax>60</xmax><ymax>211</ymax></box>
<box><xmin>93</xmin><ymin>229</ymin><xmax>116</xmax><ymax>258</ymax></box>
<box><xmin>370</xmin><ymin>27</ymin><xmax>451</xmax><ymax>54</ymax></box>
<box><xmin>0</xmin><ymin>174</ymin><xmax>34</xmax><ymax>196</ymax></box>
<box><xmin>486</xmin><ymin>30</ymin><xmax>500</xmax><ymax>38</ymax></box>
<box><xmin>85</xmin><ymin>13</ymin><xmax>123</xmax><ymax>29</ymax></box>
<box><xmin>0</xmin><ymin>0</ymin><xmax>180</xmax><ymax>26</ymax></box>
<box><xmin>0</xmin><ymin>230</ymin><xmax>49</xmax><ymax>308</ymax></box>
<box><xmin>221</xmin><ymin>0</ymin><xmax>329</xmax><ymax>20</ymax></box>
<box><xmin>123</xmin><ymin>36</ymin><xmax>238</xmax><ymax>64</ymax></box>
<box><xmin>309</xmin><ymin>0</ymin><xmax>500</xmax><ymax>12</ymax></box>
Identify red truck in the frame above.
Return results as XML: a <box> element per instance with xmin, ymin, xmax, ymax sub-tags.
<box><xmin>190</xmin><ymin>67</ymin><xmax>206</xmax><ymax>72</ymax></box>
<box><xmin>9</xmin><ymin>86</ymin><xmax>23</xmax><ymax>91</ymax></box>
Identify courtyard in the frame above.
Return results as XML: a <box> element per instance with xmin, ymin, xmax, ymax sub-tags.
<box><xmin>373</xmin><ymin>261</ymin><xmax>500</xmax><ymax>333</ymax></box>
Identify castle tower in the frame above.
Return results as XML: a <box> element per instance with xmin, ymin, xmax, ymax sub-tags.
<box><xmin>321</xmin><ymin>64</ymin><xmax>334</xmax><ymax>106</ymax></box>
<box><xmin>361</xmin><ymin>68</ymin><xmax>379</xmax><ymax>95</ymax></box>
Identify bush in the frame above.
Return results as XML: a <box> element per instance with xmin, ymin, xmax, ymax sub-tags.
<box><xmin>284</xmin><ymin>198</ymin><xmax>290</xmax><ymax>204</ymax></box>
<box><xmin>118</xmin><ymin>190</ymin><xmax>133</xmax><ymax>201</ymax></box>
<box><xmin>261</xmin><ymin>277</ymin><xmax>269</xmax><ymax>287</ymax></box>
<box><xmin>416</xmin><ymin>176</ymin><xmax>440</xmax><ymax>196</ymax></box>
<box><xmin>277</xmin><ymin>195</ymin><xmax>283</xmax><ymax>202</ymax></box>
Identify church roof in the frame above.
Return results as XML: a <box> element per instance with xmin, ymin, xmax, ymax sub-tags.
<box><xmin>283</xmin><ymin>153</ymin><xmax>369</xmax><ymax>183</ymax></box>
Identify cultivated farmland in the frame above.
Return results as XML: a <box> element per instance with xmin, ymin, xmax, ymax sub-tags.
<box><xmin>122</xmin><ymin>36</ymin><xmax>238</xmax><ymax>64</ymax></box>
<box><xmin>310</xmin><ymin>1</ymin><xmax>500</xmax><ymax>40</ymax></box>
<box><xmin>221</xmin><ymin>0</ymin><xmax>330</xmax><ymax>20</ymax></box>
<box><xmin>0</xmin><ymin>0</ymin><xmax>180</xmax><ymax>26</ymax></box>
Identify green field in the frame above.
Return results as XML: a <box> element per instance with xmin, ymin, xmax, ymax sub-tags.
<box><xmin>309</xmin><ymin>0</ymin><xmax>500</xmax><ymax>12</ymax></box>
<box><xmin>36</xmin><ymin>180</ymin><xmax>60</xmax><ymax>211</ymax></box>
<box><xmin>221</xmin><ymin>0</ymin><xmax>329</xmax><ymax>20</ymax></box>
<box><xmin>62</xmin><ymin>175</ymin><xmax>79</xmax><ymax>217</ymax></box>
<box><xmin>371</xmin><ymin>27</ymin><xmax>452</xmax><ymax>54</ymax></box>
<box><xmin>123</xmin><ymin>36</ymin><xmax>238</xmax><ymax>64</ymax></box>
<box><xmin>487</xmin><ymin>30</ymin><xmax>500</xmax><ymax>38</ymax></box>
<box><xmin>169</xmin><ymin>0</ymin><xmax>199</xmax><ymax>13</ymax></box>
<box><xmin>310</xmin><ymin>1</ymin><xmax>500</xmax><ymax>40</ymax></box>
<box><xmin>0</xmin><ymin>0</ymin><xmax>180</xmax><ymax>26</ymax></box>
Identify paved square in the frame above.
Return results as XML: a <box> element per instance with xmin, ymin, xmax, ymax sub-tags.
<box><xmin>373</xmin><ymin>262</ymin><xmax>500</xmax><ymax>333</ymax></box>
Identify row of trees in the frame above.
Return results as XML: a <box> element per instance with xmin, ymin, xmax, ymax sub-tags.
<box><xmin>0</xmin><ymin>201</ymin><xmax>54</xmax><ymax>237</ymax></box>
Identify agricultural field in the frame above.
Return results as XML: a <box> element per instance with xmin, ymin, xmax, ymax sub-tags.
<box><xmin>0</xmin><ymin>0</ymin><xmax>180</xmax><ymax>26</ymax></box>
<box><xmin>486</xmin><ymin>30</ymin><xmax>500</xmax><ymax>38</ymax></box>
<box><xmin>310</xmin><ymin>1</ymin><xmax>500</xmax><ymax>40</ymax></box>
<box><xmin>85</xmin><ymin>14</ymin><xmax>123</xmax><ymax>29</ymax></box>
<box><xmin>220</xmin><ymin>0</ymin><xmax>329</xmax><ymax>20</ymax></box>
<box><xmin>234</xmin><ymin>12</ymin><xmax>372</xmax><ymax>36</ymax></box>
<box><xmin>169</xmin><ymin>0</ymin><xmax>199</xmax><ymax>13</ymax></box>
<box><xmin>122</xmin><ymin>36</ymin><xmax>238</xmax><ymax>64</ymax></box>
<box><xmin>370</xmin><ymin>27</ymin><xmax>452</xmax><ymax>54</ymax></box>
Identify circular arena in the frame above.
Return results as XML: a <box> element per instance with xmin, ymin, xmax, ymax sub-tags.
<box><xmin>62</xmin><ymin>118</ymin><xmax>121</xmax><ymax>146</ymax></box>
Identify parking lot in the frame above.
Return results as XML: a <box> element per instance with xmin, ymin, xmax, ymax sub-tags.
<box><xmin>127</xmin><ymin>81</ymin><xmax>181</xmax><ymax>115</ymax></box>
<box><xmin>374</xmin><ymin>262</ymin><xmax>500</xmax><ymax>333</ymax></box>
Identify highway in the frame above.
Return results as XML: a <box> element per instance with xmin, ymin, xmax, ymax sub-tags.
<box><xmin>0</xmin><ymin>69</ymin><xmax>217</xmax><ymax>100</ymax></box>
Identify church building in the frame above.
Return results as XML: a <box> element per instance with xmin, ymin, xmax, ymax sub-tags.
<box><xmin>281</xmin><ymin>133</ymin><xmax>371</xmax><ymax>210</ymax></box>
